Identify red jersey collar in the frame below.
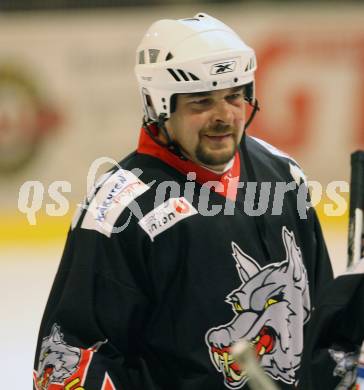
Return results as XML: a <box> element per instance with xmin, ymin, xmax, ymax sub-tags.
<box><xmin>137</xmin><ymin>126</ymin><xmax>241</xmax><ymax>201</ymax></box>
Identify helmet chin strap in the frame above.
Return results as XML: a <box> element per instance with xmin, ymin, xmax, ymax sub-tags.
<box><xmin>244</xmin><ymin>98</ymin><xmax>260</xmax><ymax>131</ymax></box>
<box><xmin>143</xmin><ymin>114</ymin><xmax>187</xmax><ymax>160</ymax></box>
<box><xmin>142</xmin><ymin>98</ymin><xmax>260</xmax><ymax>160</ymax></box>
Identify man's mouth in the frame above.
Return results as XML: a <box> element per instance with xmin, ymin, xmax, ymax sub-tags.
<box><xmin>209</xmin><ymin>326</ymin><xmax>276</xmax><ymax>384</ymax></box>
<box><xmin>203</xmin><ymin>133</ymin><xmax>232</xmax><ymax>142</ymax></box>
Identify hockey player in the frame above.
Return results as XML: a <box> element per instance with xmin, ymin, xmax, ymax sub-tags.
<box><xmin>33</xmin><ymin>13</ymin><xmax>333</xmax><ymax>390</ymax></box>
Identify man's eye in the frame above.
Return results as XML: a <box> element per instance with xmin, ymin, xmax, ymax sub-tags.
<box><xmin>227</xmin><ymin>93</ymin><xmax>243</xmax><ymax>101</ymax></box>
<box><xmin>192</xmin><ymin>99</ymin><xmax>211</xmax><ymax>105</ymax></box>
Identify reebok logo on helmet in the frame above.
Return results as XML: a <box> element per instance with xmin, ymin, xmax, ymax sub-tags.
<box><xmin>210</xmin><ymin>60</ymin><xmax>236</xmax><ymax>75</ymax></box>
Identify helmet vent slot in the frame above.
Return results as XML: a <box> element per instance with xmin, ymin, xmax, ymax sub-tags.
<box><xmin>177</xmin><ymin>69</ymin><xmax>189</xmax><ymax>81</ymax></box>
<box><xmin>244</xmin><ymin>57</ymin><xmax>255</xmax><ymax>72</ymax></box>
<box><xmin>165</xmin><ymin>52</ymin><xmax>174</xmax><ymax>61</ymax></box>
<box><xmin>149</xmin><ymin>49</ymin><xmax>160</xmax><ymax>64</ymax></box>
<box><xmin>167</xmin><ymin>68</ymin><xmax>181</xmax><ymax>81</ymax></box>
<box><xmin>138</xmin><ymin>51</ymin><xmax>145</xmax><ymax>64</ymax></box>
<box><xmin>167</xmin><ymin>69</ymin><xmax>200</xmax><ymax>82</ymax></box>
<box><xmin>188</xmin><ymin>72</ymin><xmax>199</xmax><ymax>81</ymax></box>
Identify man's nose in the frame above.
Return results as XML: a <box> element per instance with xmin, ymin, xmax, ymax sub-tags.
<box><xmin>212</xmin><ymin>100</ymin><xmax>233</xmax><ymax>124</ymax></box>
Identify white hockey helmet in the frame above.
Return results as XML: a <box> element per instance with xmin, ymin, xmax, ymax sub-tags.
<box><xmin>135</xmin><ymin>13</ymin><xmax>257</xmax><ymax>122</ymax></box>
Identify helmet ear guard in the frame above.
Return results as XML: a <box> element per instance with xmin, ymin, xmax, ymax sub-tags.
<box><xmin>141</xmin><ymin>88</ymin><xmax>158</xmax><ymax>122</ymax></box>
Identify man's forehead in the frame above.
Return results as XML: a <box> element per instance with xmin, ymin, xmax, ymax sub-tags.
<box><xmin>181</xmin><ymin>86</ymin><xmax>244</xmax><ymax>99</ymax></box>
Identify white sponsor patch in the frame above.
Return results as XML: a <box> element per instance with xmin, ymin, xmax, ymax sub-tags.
<box><xmin>72</xmin><ymin>171</ymin><xmax>116</xmax><ymax>230</ymax></box>
<box><xmin>81</xmin><ymin>168</ymin><xmax>149</xmax><ymax>237</ymax></box>
<box><xmin>138</xmin><ymin>197</ymin><xmax>198</xmax><ymax>241</ymax></box>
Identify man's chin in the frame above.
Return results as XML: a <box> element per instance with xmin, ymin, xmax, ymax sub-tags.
<box><xmin>196</xmin><ymin>151</ymin><xmax>236</xmax><ymax>171</ymax></box>
<box><xmin>196</xmin><ymin>144</ymin><xmax>236</xmax><ymax>165</ymax></box>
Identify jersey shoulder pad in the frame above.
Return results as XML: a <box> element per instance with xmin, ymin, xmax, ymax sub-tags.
<box><xmin>251</xmin><ymin>136</ymin><xmax>296</xmax><ymax>162</ymax></box>
<box><xmin>251</xmin><ymin>136</ymin><xmax>307</xmax><ymax>185</ymax></box>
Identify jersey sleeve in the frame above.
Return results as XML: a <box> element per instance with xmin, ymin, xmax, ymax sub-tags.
<box><xmin>299</xmin><ymin>268</ymin><xmax>364</xmax><ymax>389</ymax></box>
<box><xmin>33</xmin><ymin>227</ymin><xmax>151</xmax><ymax>390</ymax></box>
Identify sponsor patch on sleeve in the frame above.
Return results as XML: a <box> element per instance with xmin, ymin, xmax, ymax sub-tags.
<box><xmin>81</xmin><ymin>168</ymin><xmax>150</xmax><ymax>237</ymax></box>
<box><xmin>138</xmin><ymin>197</ymin><xmax>198</xmax><ymax>241</ymax></box>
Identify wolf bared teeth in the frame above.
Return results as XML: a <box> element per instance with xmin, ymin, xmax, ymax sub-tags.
<box><xmin>213</xmin><ymin>352</ymin><xmax>220</xmax><ymax>367</ymax></box>
<box><xmin>229</xmin><ymin>366</ymin><xmax>244</xmax><ymax>381</ymax></box>
<box><xmin>223</xmin><ymin>352</ymin><xmax>230</xmax><ymax>372</ymax></box>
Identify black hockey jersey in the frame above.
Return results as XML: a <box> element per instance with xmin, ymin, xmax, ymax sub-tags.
<box><xmin>299</xmin><ymin>261</ymin><xmax>364</xmax><ymax>390</ymax></box>
<box><xmin>33</xmin><ymin>128</ymin><xmax>333</xmax><ymax>390</ymax></box>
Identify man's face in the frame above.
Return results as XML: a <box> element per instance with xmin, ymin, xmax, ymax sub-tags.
<box><xmin>165</xmin><ymin>86</ymin><xmax>246</xmax><ymax>172</ymax></box>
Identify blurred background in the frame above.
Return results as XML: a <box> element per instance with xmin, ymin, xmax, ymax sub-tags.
<box><xmin>0</xmin><ymin>0</ymin><xmax>363</xmax><ymax>388</ymax></box>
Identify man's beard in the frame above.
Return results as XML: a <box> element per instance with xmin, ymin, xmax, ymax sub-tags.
<box><xmin>195</xmin><ymin>124</ymin><xmax>239</xmax><ymax>166</ymax></box>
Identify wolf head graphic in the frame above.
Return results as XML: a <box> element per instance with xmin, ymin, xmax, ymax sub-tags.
<box><xmin>205</xmin><ymin>227</ymin><xmax>311</xmax><ymax>389</ymax></box>
<box><xmin>36</xmin><ymin>324</ymin><xmax>81</xmax><ymax>389</ymax></box>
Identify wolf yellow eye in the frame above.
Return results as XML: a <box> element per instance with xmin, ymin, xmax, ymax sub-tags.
<box><xmin>233</xmin><ymin>302</ymin><xmax>244</xmax><ymax>313</ymax></box>
<box><xmin>264</xmin><ymin>298</ymin><xmax>278</xmax><ymax>309</ymax></box>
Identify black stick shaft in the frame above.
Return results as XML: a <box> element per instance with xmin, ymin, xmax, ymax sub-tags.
<box><xmin>347</xmin><ymin>150</ymin><xmax>364</xmax><ymax>267</ymax></box>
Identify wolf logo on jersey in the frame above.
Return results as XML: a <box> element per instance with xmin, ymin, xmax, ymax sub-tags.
<box><xmin>205</xmin><ymin>227</ymin><xmax>311</xmax><ymax>389</ymax></box>
<box><xmin>34</xmin><ymin>324</ymin><xmax>106</xmax><ymax>390</ymax></box>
